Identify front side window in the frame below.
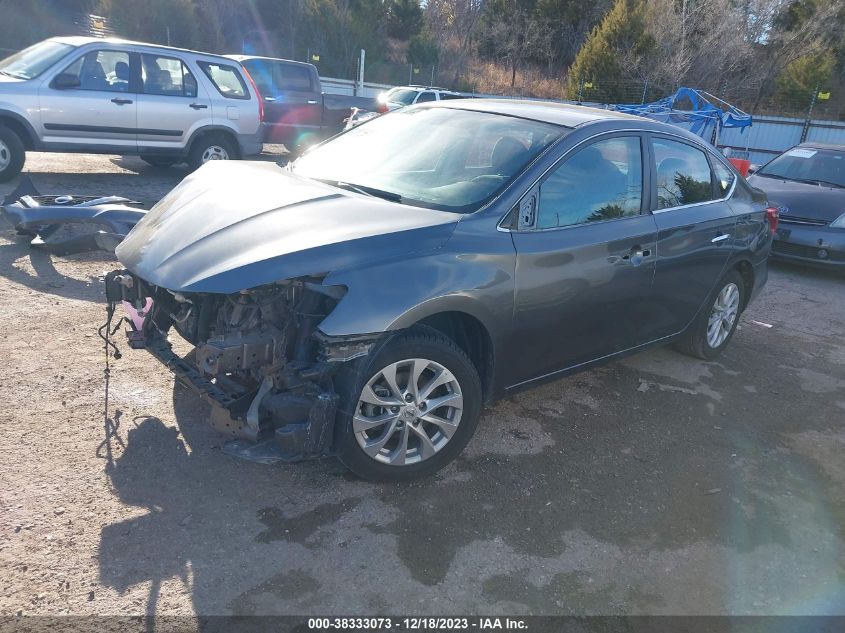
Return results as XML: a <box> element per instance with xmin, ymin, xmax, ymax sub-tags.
<box><xmin>198</xmin><ymin>61</ymin><xmax>248</xmax><ymax>99</ymax></box>
<box><xmin>292</xmin><ymin>107</ymin><xmax>565</xmax><ymax>213</ymax></box>
<box><xmin>653</xmin><ymin>138</ymin><xmax>714</xmax><ymax>208</ymax></box>
<box><xmin>537</xmin><ymin>136</ymin><xmax>643</xmax><ymax>229</ymax></box>
<box><xmin>0</xmin><ymin>40</ymin><xmax>76</xmax><ymax>80</ymax></box>
<box><xmin>59</xmin><ymin>50</ymin><xmax>130</xmax><ymax>92</ymax></box>
<box><xmin>141</xmin><ymin>54</ymin><xmax>197</xmax><ymax>97</ymax></box>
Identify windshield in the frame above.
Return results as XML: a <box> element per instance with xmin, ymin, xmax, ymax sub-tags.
<box><xmin>758</xmin><ymin>147</ymin><xmax>845</xmax><ymax>188</ymax></box>
<box><xmin>0</xmin><ymin>40</ymin><xmax>76</xmax><ymax>80</ymax></box>
<box><xmin>292</xmin><ymin>107</ymin><xmax>565</xmax><ymax>213</ymax></box>
<box><xmin>384</xmin><ymin>88</ymin><xmax>418</xmax><ymax>105</ymax></box>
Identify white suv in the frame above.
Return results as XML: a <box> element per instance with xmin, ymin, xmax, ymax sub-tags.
<box><xmin>376</xmin><ymin>85</ymin><xmax>465</xmax><ymax>112</ymax></box>
<box><xmin>0</xmin><ymin>37</ymin><xmax>264</xmax><ymax>182</ymax></box>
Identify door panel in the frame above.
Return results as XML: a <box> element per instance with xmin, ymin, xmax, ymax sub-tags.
<box><xmin>136</xmin><ymin>53</ymin><xmax>209</xmax><ymax>150</ymax></box>
<box><xmin>38</xmin><ymin>49</ymin><xmax>137</xmax><ymax>149</ymax></box>
<box><xmin>649</xmin><ymin>137</ymin><xmax>737</xmax><ymax>337</ymax></box>
<box><xmin>510</xmin><ymin>216</ymin><xmax>658</xmax><ymax>386</ymax></box>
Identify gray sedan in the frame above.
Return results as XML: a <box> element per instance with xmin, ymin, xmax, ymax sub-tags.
<box><xmin>104</xmin><ymin>99</ymin><xmax>774</xmax><ymax>480</ymax></box>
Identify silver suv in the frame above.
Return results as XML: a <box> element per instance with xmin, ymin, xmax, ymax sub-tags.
<box><xmin>0</xmin><ymin>37</ymin><xmax>263</xmax><ymax>182</ymax></box>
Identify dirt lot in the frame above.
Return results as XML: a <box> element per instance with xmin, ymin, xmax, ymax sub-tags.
<box><xmin>0</xmin><ymin>152</ymin><xmax>844</xmax><ymax>619</ymax></box>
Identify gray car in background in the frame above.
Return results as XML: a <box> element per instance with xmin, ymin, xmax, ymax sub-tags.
<box><xmin>105</xmin><ymin>100</ymin><xmax>774</xmax><ymax>481</ymax></box>
<box><xmin>0</xmin><ymin>37</ymin><xmax>263</xmax><ymax>181</ymax></box>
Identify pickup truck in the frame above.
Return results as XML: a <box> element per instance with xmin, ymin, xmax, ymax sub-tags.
<box><xmin>226</xmin><ymin>55</ymin><xmax>377</xmax><ymax>153</ymax></box>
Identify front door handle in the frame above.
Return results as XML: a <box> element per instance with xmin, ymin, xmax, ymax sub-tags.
<box><xmin>111</xmin><ymin>98</ymin><xmax>133</xmax><ymax>105</ymax></box>
<box><xmin>189</xmin><ymin>103</ymin><xmax>208</xmax><ymax>109</ymax></box>
<box><xmin>621</xmin><ymin>247</ymin><xmax>652</xmax><ymax>266</ymax></box>
<box><xmin>711</xmin><ymin>233</ymin><xmax>731</xmax><ymax>244</ymax></box>
<box><xmin>307</xmin><ymin>99</ymin><xmax>318</xmax><ymax>105</ymax></box>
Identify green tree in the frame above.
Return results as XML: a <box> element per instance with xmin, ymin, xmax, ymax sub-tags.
<box><xmin>387</xmin><ymin>0</ymin><xmax>424</xmax><ymax>40</ymax></box>
<box><xmin>565</xmin><ymin>0</ymin><xmax>654</xmax><ymax>101</ymax></box>
<box><xmin>775</xmin><ymin>49</ymin><xmax>837</xmax><ymax>108</ymax></box>
<box><xmin>98</xmin><ymin>0</ymin><xmax>199</xmax><ymax>48</ymax></box>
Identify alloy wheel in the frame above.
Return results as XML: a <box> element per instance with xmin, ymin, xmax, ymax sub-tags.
<box><xmin>707</xmin><ymin>282</ymin><xmax>740</xmax><ymax>348</ymax></box>
<box><xmin>201</xmin><ymin>145</ymin><xmax>229</xmax><ymax>162</ymax></box>
<box><xmin>354</xmin><ymin>358</ymin><xmax>464</xmax><ymax>466</ymax></box>
<box><xmin>0</xmin><ymin>139</ymin><xmax>9</xmax><ymax>171</ymax></box>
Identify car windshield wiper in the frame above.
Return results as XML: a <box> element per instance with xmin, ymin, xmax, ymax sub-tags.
<box><xmin>807</xmin><ymin>179</ymin><xmax>845</xmax><ymax>189</ymax></box>
<box><xmin>318</xmin><ymin>179</ymin><xmax>403</xmax><ymax>203</ymax></box>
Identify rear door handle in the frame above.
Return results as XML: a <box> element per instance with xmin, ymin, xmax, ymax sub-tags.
<box><xmin>111</xmin><ymin>98</ymin><xmax>133</xmax><ymax>105</ymax></box>
<box><xmin>189</xmin><ymin>103</ymin><xmax>208</xmax><ymax>109</ymax></box>
<box><xmin>712</xmin><ymin>234</ymin><xmax>731</xmax><ymax>244</ymax></box>
<box><xmin>307</xmin><ymin>99</ymin><xmax>318</xmax><ymax>105</ymax></box>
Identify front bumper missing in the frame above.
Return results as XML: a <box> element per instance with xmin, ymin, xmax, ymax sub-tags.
<box><xmin>1</xmin><ymin>176</ymin><xmax>147</xmax><ymax>255</ymax></box>
<box><xmin>773</xmin><ymin>224</ymin><xmax>845</xmax><ymax>268</ymax></box>
<box><xmin>104</xmin><ymin>271</ymin><xmax>342</xmax><ymax>464</ymax></box>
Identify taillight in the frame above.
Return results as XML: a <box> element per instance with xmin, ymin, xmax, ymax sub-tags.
<box><xmin>766</xmin><ymin>206</ymin><xmax>779</xmax><ymax>234</ymax></box>
<box><xmin>377</xmin><ymin>102</ymin><xmax>389</xmax><ymax>114</ymax></box>
<box><xmin>242</xmin><ymin>67</ymin><xmax>264</xmax><ymax>123</ymax></box>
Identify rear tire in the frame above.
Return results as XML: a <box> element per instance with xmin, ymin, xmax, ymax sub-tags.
<box><xmin>675</xmin><ymin>270</ymin><xmax>745</xmax><ymax>360</ymax></box>
<box><xmin>0</xmin><ymin>126</ymin><xmax>26</xmax><ymax>183</ymax></box>
<box><xmin>140</xmin><ymin>155</ymin><xmax>179</xmax><ymax>168</ymax></box>
<box><xmin>188</xmin><ymin>133</ymin><xmax>238</xmax><ymax>171</ymax></box>
<box><xmin>335</xmin><ymin>327</ymin><xmax>482</xmax><ymax>482</ymax></box>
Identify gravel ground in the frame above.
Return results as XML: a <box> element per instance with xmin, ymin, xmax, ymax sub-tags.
<box><xmin>0</xmin><ymin>152</ymin><xmax>843</xmax><ymax>620</ymax></box>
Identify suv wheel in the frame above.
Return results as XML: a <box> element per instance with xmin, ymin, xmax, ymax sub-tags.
<box><xmin>188</xmin><ymin>134</ymin><xmax>238</xmax><ymax>170</ymax></box>
<box><xmin>676</xmin><ymin>270</ymin><xmax>745</xmax><ymax>360</ymax></box>
<box><xmin>140</xmin><ymin>155</ymin><xmax>179</xmax><ymax>168</ymax></box>
<box><xmin>0</xmin><ymin>126</ymin><xmax>26</xmax><ymax>183</ymax></box>
<box><xmin>336</xmin><ymin>327</ymin><xmax>482</xmax><ymax>481</ymax></box>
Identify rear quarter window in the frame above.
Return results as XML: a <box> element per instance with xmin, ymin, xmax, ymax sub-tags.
<box><xmin>197</xmin><ymin>61</ymin><xmax>249</xmax><ymax>99</ymax></box>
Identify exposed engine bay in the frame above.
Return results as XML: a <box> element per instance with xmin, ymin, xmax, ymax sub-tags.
<box><xmin>104</xmin><ymin>269</ymin><xmax>376</xmax><ymax>464</ymax></box>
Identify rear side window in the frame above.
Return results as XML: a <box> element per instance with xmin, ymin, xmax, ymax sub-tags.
<box><xmin>415</xmin><ymin>91</ymin><xmax>436</xmax><ymax>103</ymax></box>
<box><xmin>653</xmin><ymin>138</ymin><xmax>714</xmax><ymax>208</ymax></box>
<box><xmin>712</xmin><ymin>160</ymin><xmax>736</xmax><ymax>197</ymax></box>
<box><xmin>277</xmin><ymin>63</ymin><xmax>313</xmax><ymax>91</ymax></box>
<box><xmin>439</xmin><ymin>93</ymin><xmax>465</xmax><ymax>100</ymax></box>
<box><xmin>197</xmin><ymin>61</ymin><xmax>248</xmax><ymax>99</ymax></box>
<box><xmin>141</xmin><ymin>54</ymin><xmax>197</xmax><ymax>97</ymax></box>
<box><xmin>537</xmin><ymin>136</ymin><xmax>644</xmax><ymax>229</ymax></box>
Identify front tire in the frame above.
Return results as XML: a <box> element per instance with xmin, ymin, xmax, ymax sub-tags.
<box><xmin>336</xmin><ymin>327</ymin><xmax>482</xmax><ymax>482</ymax></box>
<box><xmin>188</xmin><ymin>133</ymin><xmax>238</xmax><ymax>171</ymax></box>
<box><xmin>676</xmin><ymin>270</ymin><xmax>745</xmax><ymax>360</ymax></box>
<box><xmin>0</xmin><ymin>126</ymin><xmax>26</xmax><ymax>183</ymax></box>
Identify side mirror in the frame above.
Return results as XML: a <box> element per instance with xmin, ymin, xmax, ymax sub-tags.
<box><xmin>53</xmin><ymin>73</ymin><xmax>80</xmax><ymax>90</ymax></box>
<box><xmin>747</xmin><ymin>164</ymin><xmax>759</xmax><ymax>175</ymax></box>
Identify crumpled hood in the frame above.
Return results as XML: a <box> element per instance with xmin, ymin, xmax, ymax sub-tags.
<box><xmin>117</xmin><ymin>161</ymin><xmax>459</xmax><ymax>293</ymax></box>
<box><xmin>747</xmin><ymin>174</ymin><xmax>845</xmax><ymax>223</ymax></box>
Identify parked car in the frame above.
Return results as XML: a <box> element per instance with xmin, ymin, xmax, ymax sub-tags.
<box><xmin>226</xmin><ymin>55</ymin><xmax>376</xmax><ymax>152</ymax></box>
<box><xmin>104</xmin><ymin>100</ymin><xmax>774</xmax><ymax>481</ymax></box>
<box><xmin>376</xmin><ymin>85</ymin><xmax>466</xmax><ymax>112</ymax></box>
<box><xmin>0</xmin><ymin>37</ymin><xmax>263</xmax><ymax>181</ymax></box>
<box><xmin>747</xmin><ymin>143</ymin><xmax>845</xmax><ymax>270</ymax></box>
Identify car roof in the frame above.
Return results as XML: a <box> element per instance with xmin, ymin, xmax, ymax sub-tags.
<box><xmin>225</xmin><ymin>54</ymin><xmax>315</xmax><ymax>69</ymax></box>
<box><xmin>797</xmin><ymin>142</ymin><xmax>845</xmax><ymax>151</ymax></box>
<box><xmin>424</xmin><ymin>98</ymin><xmax>651</xmax><ymax>127</ymax></box>
<box><xmin>49</xmin><ymin>36</ymin><xmax>236</xmax><ymax>63</ymax></box>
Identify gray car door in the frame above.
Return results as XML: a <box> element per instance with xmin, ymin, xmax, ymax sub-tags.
<box><xmin>508</xmin><ymin>134</ymin><xmax>659</xmax><ymax>388</ymax></box>
<box><xmin>38</xmin><ymin>48</ymin><xmax>137</xmax><ymax>151</ymax></box>
<box><xmin>648</xmin><ymin>135</ymin><xmax>737</xmax><ymax>338</ymax></box>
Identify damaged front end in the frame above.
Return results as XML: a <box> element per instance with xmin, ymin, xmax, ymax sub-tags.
<box><xmin>104</xmin><ymin>270</ymin><xmax>376</xmax><ymax>464</ymax></box>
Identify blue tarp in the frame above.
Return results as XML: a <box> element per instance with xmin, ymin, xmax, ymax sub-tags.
<box><xmin>611</xmin><ymin>87</ymin><xmax>752</xmax><ymax>140</ymax></box>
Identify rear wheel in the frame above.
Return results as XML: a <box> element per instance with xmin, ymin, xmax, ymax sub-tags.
<box><xmin>140</xmin><ymin>155</ymin><xmax>179</xmax><ymax>168</ymax></box>
<box><xmin>336</xmin><ymin>327</ymin><xmax>482</xmax><ymax>481</ymax></box>
<box><xmin>0</xmin><ymin>126</ymin><xmax>26</xmax><ymax>183</ymax></box>
<box><xmin>675</xmin><ymin>270</ymin><xmax>745</xmax><ymax>360</ymax></box>
<box><xmin>188</xmin><ymin>133</ymin><xmax>238</xmax><ymax>171</ymax></box>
